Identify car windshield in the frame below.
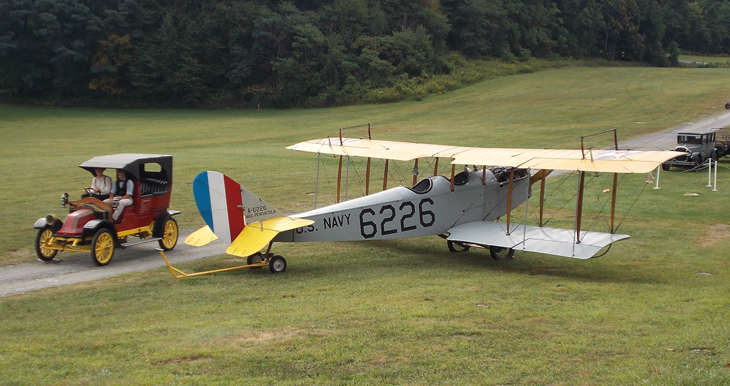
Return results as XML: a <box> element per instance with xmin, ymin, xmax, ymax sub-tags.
<box><xmin>678</xmin><ymin>135</ymin><xmax>702</xmax><ymax>144</ymax></box>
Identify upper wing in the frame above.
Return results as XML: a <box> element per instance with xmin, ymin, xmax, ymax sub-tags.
<box><xmin>226</xmin><ymin>217</ymin><xmax>314</xmax><ymax>258</ymax></box>
<box><xmin>287</xmin><ymin>138</ymin><xmax>684</xmax><ymax>174</ymax></box>
<box><xmin>447</xmin><ymin>221</ymin><xmax>630</xmax><ymax>259</ymax></box>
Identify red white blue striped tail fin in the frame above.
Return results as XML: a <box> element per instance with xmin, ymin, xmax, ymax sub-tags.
<box><xmin>192</xmin><ymin>171</ymin><xmax>278</xmax><ymax>244</ymax></box>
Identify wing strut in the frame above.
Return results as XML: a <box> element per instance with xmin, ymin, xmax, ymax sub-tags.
<box><xmin>336</xmin><ymin>155</ymin><xmax>343</xmax><ymax>203</ymax></box>
<box><xmin>506</xmin><ymin>168</ymin><xmax>515</xmax><ymax>235</ymax></box>
<box><xmin>412</xmin><ymin>158</ymin><xmax>419</xmax><ymax>186</ymax></box>
<box><xmin>610</xmin><ymin>173</ymin><xmax>618</xmax><ymax>232</ymax></box>
<box><xmin>574</xmin><ymin>171</ymin><xmax>585</xmax><ymax>244</ymax></box>
<box><xmin>538</xmin><ymin>171</ymin><xmax>547</xmax><ymax>226</ymax></box>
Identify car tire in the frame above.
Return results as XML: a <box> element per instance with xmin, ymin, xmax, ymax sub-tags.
<box><xmin>35</xmin><ymin>227</ymin><xmax>58</xmax><ymax>262</ymax></box>
<box><xmin>661</xmin><ymin>163</ymin><xmax>670</xmax><ymax>171</ymax></box>
<box><xmin>157</xmin><ymin>217</ymin><xmax>179</xmax><ymax>251</ymax></box>
<box><xmin>91</xmin><ymin>228</ymin><xmax>115</xmax><ymax>266</ymax></box>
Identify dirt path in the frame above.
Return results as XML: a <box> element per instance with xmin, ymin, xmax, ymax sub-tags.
<box><xmin>2</xmin><ymin>111</ymin><xmax>729</xmax><ymax>298</ymax></box>
<box><xmin>0</xmin><ymin>230</ymin><xmax>226</xmax><ymax>297</ymax></box>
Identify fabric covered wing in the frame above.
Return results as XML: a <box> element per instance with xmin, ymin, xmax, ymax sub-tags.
<box><xmin>226</xmin><ymin>217</ymin><xmax>314</xmax><ymax>257</ymax></box>
<box><xmin>447</xmin><ymin>221</ymin><xmax>630</xmax><ymax>259</ymax></box>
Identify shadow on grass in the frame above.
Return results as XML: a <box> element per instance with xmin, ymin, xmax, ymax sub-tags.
<box><xmin>350</xmin><ymin>238</ymin><xmax>667</xmax><ymax>285</ymax></box>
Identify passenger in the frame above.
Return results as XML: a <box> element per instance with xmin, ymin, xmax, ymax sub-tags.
<box><xmin>83</xmin><ymin>168</ymin><xmax>112</xmax><ymax>200</ymax></box>
<box><xmin>104</xmin><ymin>169</ymin><xmax>134</xmax><ymax>223</ymax></box>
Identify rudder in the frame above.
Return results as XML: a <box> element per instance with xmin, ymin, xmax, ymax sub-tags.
<box><xmin>192</xmin><ymin>171</ymin><xmax>278</xmax><ymax>244</ymax></box>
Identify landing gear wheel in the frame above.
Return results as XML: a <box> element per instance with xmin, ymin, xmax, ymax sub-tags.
<box><xmin>447</xmin><ymin>240</ymin><xmax>470</xmax><ymax>253</ymax></box>
<box><xmin>247</xmin><ymin>253</ymin><xmax>264</xmax><ymax>269</ymax></box>
<box><xmin>158</xmin><ymin>217</ymin><xmax>179</xmax><ymax>251</ymax></box>
<box><xmin>35</xmin><ymin>227</ymin><xmax>58</xmax><ymax>261</ymax></box>
<box><xmin>489</xmin><ymin>246</ymin><xmax>515</xmax><ymax>260</ymax></box>
<box><xmin>269</xmin><ymin>255</ymin><xmax>287</xmax><ymax>274</ymax></box>
<box><xmin>725</xmin><ymin>102</ymin><xmax>730</xmax><ymax>110</ymax></box>
<box><xmin>91</xmin><ymin>228</ymin><xmax>115</xmax><ymax>266</ymax></box>
<box><xmin>661</xmin><ymin>163</ymin><xmax>670</xmax><ymax>171</ymax></box>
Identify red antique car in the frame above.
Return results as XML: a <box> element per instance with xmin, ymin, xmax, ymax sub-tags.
<box><xmin>33</xmin><ymin>154</ymin><xmax>180</xmax><ymax>265</ymax></box>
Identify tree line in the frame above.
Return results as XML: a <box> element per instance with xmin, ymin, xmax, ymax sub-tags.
<box><xmin>1</xmin><ymin>0</ymin><xmax>728</xmax><ymax>108</ymax></box>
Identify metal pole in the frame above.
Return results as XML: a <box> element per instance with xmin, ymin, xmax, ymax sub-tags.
<box><xmin>707</xmin><ymin>158</ymin><xmax>712</xmax><ymax>187</ymax></box>
<box><xmin>713</xmin><ymin>158</ymin><xmax>718</xmax><ymax>192</ymax></box>
<box><xmin>654</xmin><ymin>166</ymin><xmax>660</xmax><ymax>190</ymax></box>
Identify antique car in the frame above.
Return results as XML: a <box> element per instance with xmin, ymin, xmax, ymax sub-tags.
<box><xmin>662</xmin><ymin>131</ymin><xmax>718</xmax><ymax>170</ymax></box>
<box><xmin>33</xmin><ymin>154</ymin><xmax>180</xmax><ymax>265</ymax></box>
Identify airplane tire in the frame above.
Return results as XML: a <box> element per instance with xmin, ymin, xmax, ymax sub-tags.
<box><xmin>269</xmin><ymin>255</ymin><xmax>287</xmax><ymax>274</ymax></box>
<box><xmin>489</xmin><ymin>246</ymin><xmax>515</xmax><ymax>260</ymax></box>
<box><xmin>725</xmin><ymin>102</ymin><xmax>730</xmax><ymax>110</ymax></box>
<box><xmin>447</xmin><ymin>240</ymin><xmax>470</xmax><ymax>253</ymax></box>
<box><xmin>247</xmin><ymin>253</ymin><xmax>264</xmax><ymax>269</ymax></box>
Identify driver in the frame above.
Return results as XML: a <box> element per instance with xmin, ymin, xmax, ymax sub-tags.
<box><xmin>104</xmin><ymin>169</ymin><xmax>134</xmax><ymax>223</ymax></box>
<box><xmin>83</xmin><ymin>168</ymin><xmax>112</xmax><ymax>200</ymax></box>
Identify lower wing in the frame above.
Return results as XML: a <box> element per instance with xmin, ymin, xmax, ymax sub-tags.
<box><xmin>447</xmin><ymin>221</ymin><xmax>630</xmax><ymax>259</ymax></box>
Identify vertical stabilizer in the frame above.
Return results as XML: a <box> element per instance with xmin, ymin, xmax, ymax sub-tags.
<box><xmin>192</xmin><ymin>171</ymin><xmax>279</xmax><ymax>244</ymax></box>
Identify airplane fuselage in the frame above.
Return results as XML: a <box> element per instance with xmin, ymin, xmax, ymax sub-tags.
<box><xmin>274</xmin><ymin>169</ymin><xmax>530</xmax><ymax>243</ymax></box>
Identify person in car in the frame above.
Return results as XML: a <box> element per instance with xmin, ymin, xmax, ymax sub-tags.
<box><xmin>83</xmin><ymin>168</ymin><xmax>112</xmax><ymax>200</ymax></box>
<box><xmin>105</xmin><ymin>169</ymin><xmax>134</xmax><ymax>223</ymax></box>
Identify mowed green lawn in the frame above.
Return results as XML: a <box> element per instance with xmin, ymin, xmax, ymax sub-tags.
<box><xmin>679</xmin><ymin>54</ymin><xmax>730</xmax><ymax>64</ymax></box>
<box><xmin>1</xmin><ymin>66</ymin><xmax>730</xmax><ymax>384</ymax></box>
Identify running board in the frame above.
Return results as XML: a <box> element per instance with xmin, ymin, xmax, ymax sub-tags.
<box><xmin>120</xmin><ymin>237</ymin><xmax>161</xmax><ymax>248</ymax></box>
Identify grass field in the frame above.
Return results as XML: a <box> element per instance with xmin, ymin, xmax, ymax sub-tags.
<box><xmin>1</xmin><ymin>65</ymin><xmax>730</xmax><ymax>384</ymax></box>
<box><xmin>679</xmin><ymin>54</ymin><xmax>730</xmax><ymax>64</ymax></box>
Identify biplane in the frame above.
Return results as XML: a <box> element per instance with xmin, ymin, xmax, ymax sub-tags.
<box><xmin>161</xmin><ymin>127</ymin><xmax>683</xmax><ymax>277</ymax></box>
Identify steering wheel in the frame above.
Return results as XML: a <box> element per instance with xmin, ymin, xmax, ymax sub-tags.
<box><xmin>83</xmin><ymin>187</ymin><xmax>95</xmax><ymax>195</ymax></box>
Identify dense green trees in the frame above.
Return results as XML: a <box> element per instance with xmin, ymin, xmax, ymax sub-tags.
<box><xmin>1</xmin><ymin>0</ymin><xmax>728</xmax><ymax>107</ymax></box>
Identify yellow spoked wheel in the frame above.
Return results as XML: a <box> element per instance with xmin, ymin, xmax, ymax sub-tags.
<box><xmin>158</xmin><ymin>217</ymin><xmax>179</xmax><ymax>251</ymax></box>
<box><xmin>35</xmin><ymin>227</ymin><xmax>58</xmax><ymax>261</ymax></box>
<box><xmin>91</xmin><ymin>228</ymin><xmax>115</xmax><ymax>266</ymax></box>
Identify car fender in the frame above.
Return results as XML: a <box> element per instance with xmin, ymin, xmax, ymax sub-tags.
<box><xmin>152</xmin><ymin>210</ymin><xmax>181</xmax><ymax>237</ymax></box>
<box><xmin>34</xmin><ymin>217</ymin><xmax>62</xmax><ymax>231</ymax></box>
<box><xmin>83</xmin><ymin>219</ymin><xmax>116</xmax><ymax>239</ymax></box>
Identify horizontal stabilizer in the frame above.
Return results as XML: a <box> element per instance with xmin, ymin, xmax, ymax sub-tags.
<box><xmin>226</xmin><ymin>217</ymin><xmax>314</xmax><ymax>257</ymax></box>
<box><xmin>447</xmin><ymin>221</ymin><xmax>630</xmax><ymax>259</ymax></box>
<box><xmin>185</xmin><ymin>226</ymin><xmax>219</xmax><ymax>247</ymax></box>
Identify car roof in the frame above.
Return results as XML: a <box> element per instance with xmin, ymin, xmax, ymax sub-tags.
<box><xmin>79</xmin><ymin>154</ymin><xmax>172</xmax><ymax>180</ymax></box>
<box><xmin>677</xmin><ymin>131</ymin><xmax>716</xmax><ymax>136</ymax></box>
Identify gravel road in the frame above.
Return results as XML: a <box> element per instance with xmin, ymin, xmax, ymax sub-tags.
<box><xmin>2</xmin><ymin>110</ymin><xmax>729</xmax><ymax>297</ymax></box>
